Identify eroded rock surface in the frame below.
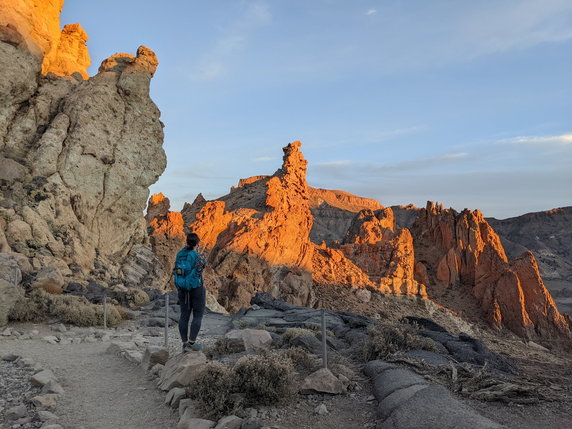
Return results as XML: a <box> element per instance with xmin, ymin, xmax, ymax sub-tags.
<box><xmin>412</xmin><ymin>202</ymin><xmax>571</xmax><ymax>343</ymax></box>
<box><xmin>0</xmin><ymin>0</ymin><xmax>166</xmax><ymax>292</ymax></box>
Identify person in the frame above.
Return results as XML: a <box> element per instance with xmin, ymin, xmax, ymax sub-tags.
<box><xmin>173</xmin><ymin>232</ymin><xmax>206</xmax><ymax>352</ymax></box>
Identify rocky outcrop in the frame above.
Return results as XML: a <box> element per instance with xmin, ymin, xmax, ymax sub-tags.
<box><xmin>196</xmin><ymin>142</ymin><xmax>315</xmax><ymax>312</ymax></box>
<box><xmin>337</xmin><ymin>209</ymin><xmax>427</xmax><ymax>297</ymax></box>
<box><xmin>146</xmin><ymin>194</ymin><xmax>185</xmax><ymax>282</ymax></box>
<box><xmin>487</xmin><ymin>207</ymin><xmax>572</xmax><ymax>292</ymax></box>
<box><xmin>42</xmin><ymin>23</ymin><xmax>90</xmax><ymax>79</ymax></box>
<box><xmin>309</xmin><ymin>188</ymin><xmax>383</xmax><ymax>245</ymax></box>
<box><xmin>412</xmin><ymin>202</ymin><xmax>571</xmax><ymax>343</ymax></box>
<box><xmin>0</xmin><ymin>0</ymin><xmax>166</xmax><ymax>289</ymax></box>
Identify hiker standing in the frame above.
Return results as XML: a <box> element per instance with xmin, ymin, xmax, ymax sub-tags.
<box><xmin>173</xmin><ymin>232</ymin><xmax>206</xmax><ymax>352</ymax></box>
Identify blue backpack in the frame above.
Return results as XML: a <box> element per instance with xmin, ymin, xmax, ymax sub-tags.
<box><xmin>173</xmin><ymin>248</ymin><xmax>205</xmax><ymax>290</ymax></box>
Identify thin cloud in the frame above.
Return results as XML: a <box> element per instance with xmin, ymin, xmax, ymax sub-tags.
<box><xmin>188</xmin><ymin>1</ymin><xmax>272</xmax><ymax>81</ymax></box>
<box><xmin>315</xmin><ymin>160</ymin><xmax>353</xmax><ymax>167</ymax></box>
<box><xmin>501</xmin><ymin>132</ymin><xmax>572</xmax><ymax>145</ymax></box>
<box><xmin>366</xmin><ymin>9</ymin><xmax>377</xmax><ymax>16</ymax></box>
<box><xmin>366</xmin><ymin>126</ymin><xmax>422</xmax><ymax>144</ymax></box>
<box><xmin>251</xmin><ymin>156</ymin><xmax>275</xmax><ymax>162</ymax></box>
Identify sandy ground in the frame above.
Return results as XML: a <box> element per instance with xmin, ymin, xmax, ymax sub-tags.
<box><xmin>0</xmin><ymin>326</ymin><xmax>178</xmax><ymax>429</ymax></box>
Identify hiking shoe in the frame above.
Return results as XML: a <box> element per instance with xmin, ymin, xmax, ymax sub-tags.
<box><xmin>185</xmin><ymin>342</ymin><xmax>203</xmax><ymax>351</ymax></box>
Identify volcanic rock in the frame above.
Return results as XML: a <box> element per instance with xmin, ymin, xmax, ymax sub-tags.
<box><xmin>0</xmin><ymin>0</ymin><xmax>166</xmax><ymax>289</ymax></box>
<box><xmin>412</xmin><ymin>202</ymin><xmax>571</xmax><ymax>344</ymax></box>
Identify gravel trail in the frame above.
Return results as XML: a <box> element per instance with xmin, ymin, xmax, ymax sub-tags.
<box><xmin>0</xmin><ymin>333</ymin><xmax>178</xmax><ymax>429</ymax></box>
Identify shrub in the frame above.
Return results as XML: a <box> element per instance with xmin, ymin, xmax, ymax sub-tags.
<box><xmin>8</xmin><ymin>289</ymin><xmax>122</xmax><ymax>327</ymax></box>
<box><xmin>206</xmin><ymin>337</ymin><xmax>246</xmax><ymax>358</ymax></box>
<box><xmin>280</xmin><ymin>346</ymin><xmax>315</xmax><ymax>370</ymax></box>
<box><xmin>363</xmin><ymin>322</ymin><xmax>436</xmax><ymax>361</ymax></box>
<box><xmin>282</xmin><ymin>328</ymin><xmax>316</xmax><ymax>345</ymax></box>
<box><xmin>125</xmin><ymin>288</ymin><xmax>149</xmax><ymax>307</ymax></box>
<box><xmin>189</xmin><ymin>362</ymin><xmax>238</xmax><ymax>417</ymax></box>
<box><xmin>234</xmin><ymin>352</ymin><xmax>295</xmax><ymax>406</ymax></box>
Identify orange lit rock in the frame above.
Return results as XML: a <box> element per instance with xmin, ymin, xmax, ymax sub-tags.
<box><xmin>146</xmin><ymin>194</ymin><xmax>186</xmax><ymax>280</ymax></box>
<box><xmin>412</xmin><ymin>201</ymin><xmax>571</xmax><ymax>343</ymax></box>
<box><xmin>42</xmin><ymin>23</ymin><xmax>90</xmax><ymax>79</ymax></box>
<box><xmin>0</xmin><ymin>0</ymin><xmax>64</xmax><ymax>59</ymax></box>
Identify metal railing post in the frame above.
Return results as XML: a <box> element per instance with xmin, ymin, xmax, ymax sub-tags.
<box><xmin>321</xmin><ymin>309</ymin><xmax>328</xmax><ymax>369</ymax></box>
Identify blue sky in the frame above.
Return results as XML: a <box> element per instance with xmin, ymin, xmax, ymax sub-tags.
<box><xmin>61</xmin><ymin>0</ymin><xmax>572</xmax><ymax>219</ymax></box>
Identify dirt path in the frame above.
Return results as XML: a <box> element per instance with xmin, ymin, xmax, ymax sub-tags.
<box><xmin>0</xmin><ymin>333</ymin><xmax>178</xmax><ymax>429</ymax></box>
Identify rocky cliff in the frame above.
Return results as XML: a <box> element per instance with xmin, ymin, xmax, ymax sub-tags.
<box><xmin>0</xmin><ymin>0</ymin><xmax>166</xmax><ymax>297</ymax></box>
<box><xmin>487</xmin><ymin>208</ymin><xmax>572</xmax><ymax>291</ymax></box>
<box><xmin>149</xmin><ymin>143</ymin><xmax>428</xmax><ymax>312</ymax></box>
<box><xmin>148</xmin><ymin>145</ymin><xmax>571</xmax><ymax>345</ymax></box>
<box><xmin>411</xmin><ymin>202</ymin><xmax>571</xmax><ymax>343</ymax></box>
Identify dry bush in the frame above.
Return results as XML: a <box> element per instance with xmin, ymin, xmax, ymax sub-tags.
<box><xmin>206</xmin><ymin>337</ymin><xmax>246</xmax><ymax>358</ymax></box>
<box><xmin>189</xmin><ymin>362</ymin><xmax>238</xmax><ymax>417</ymax></box>
<box><xmin>8</xmin><ymin>289</ymin><xmax>121</xmax><ymax>327</ymax></box>
<box><xmin>363</xmin><ymin>322</ymin><xmax>436</xmax><ymax>361</ymax></box>
<box><xmin>282</xmin><ymin>328</ymin><xmax>317</xmax><ymax>345</ymax></box>
<box><xmin>125</xmin><ymin>288</ymin><xmax>149</xmax><ymax>307</ymax></box>
<box><xmin>234</xmin><ymin>351</ymin><xmax>295</xmax><ymax>406</ymax></box>
<box><xmin>280</xmin><ymin>346</ymin><xmax>315</xmax><ymax>370</ymax></box>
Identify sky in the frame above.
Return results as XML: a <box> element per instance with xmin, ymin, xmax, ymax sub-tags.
<box><xmin>61</xmin><ymin>0</ymin><xmax>572</xmax><ymax>219</ymax></box>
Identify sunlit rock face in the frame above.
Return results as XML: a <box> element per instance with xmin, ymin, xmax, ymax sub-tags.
<box><xmin>412</xmin><ymin>202</ymin><xmax>571</xmax><ymax>342</ymax></box>
<box><xmin>189</xmin><ymin>141</ymin><xmax>316</xmax><ymax>312</ymax></box>
<box><xmin>0</xmin><ymin>0</ymin><xmax>166</xmax><ymax>284</ymax></box>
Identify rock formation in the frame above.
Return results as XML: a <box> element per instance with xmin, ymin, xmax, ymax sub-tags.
<box><xmin>189</xmin><ymin>142</ymin><xmax>315</xmax><ymax>312</ymax></box>
<box><xmin>148</xmin><ymin>143</ymin><xmax>570</xmax><ymax>345</ymax></box>
<box><xmin>309</xmin><ymin>188</ymin><xmax>383</xmax><ymax>245</ymax></box>
<box><xmin>487</xmin><ymin>207</ymin><xmax>572</xmax><ymax>294</ymax></box>
<box><xmin>412</xmin><ymin>202</ymin><xmax>571</xmax><ymax>342</ymax></box>
<box><xmin>0</xmin><ymin>0</ymin><xmax>166</xmax><ymax>303</ymax></box>
<box><xmin>145</xmin><ymin>194</ymin><xmax>185</xmax><ymax>284</ymax></box>
<box><xmin>149</xmin><ymin>143</ymin><xmax>428</xmax><ymax>312</ymax></box>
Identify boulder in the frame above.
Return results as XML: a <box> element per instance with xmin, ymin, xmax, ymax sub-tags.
<box><xmin>214</xmin><ymin>415</ymin><xmax>244</xmax><ymax>429</ymax></box>
<box><xmin>31</xmin><ymin>369</ymin><xmax>57</xmax><ymax>387</ymax></box>
<box><xmin>42</xmin><ymin>380</ymin><xmax>64</xmax><ymax>395</ymax></box>
<box><xmin>224</xmin><ymin>329</ymin><xmax>273</xmax><ymax>353</ymax></box>
<box><xmin>300</xmin><ymin>368</ymin><xmax>344</xmax><ymax>395</ymax></box>
<box><xmin>32</xmin><ymin>267</ymin><xmax>64</xmax><ymax>294</ymax></box>
<box><xmin>5</xmin><ymin>404</ymin><xmax>27</xmax><ymax>420</ymax></box>
<box><xmin>31</xmin><ymin>394</ymin><xmax>59</xmax><ymax>410</ymax></box>
<box><xmin>141</xmin><ymin>345</ymin><xmax>169</xmax><ymax>370</ymax></box>
<box><xmin>0</xmin><ymin>278</ymin><xmax>23</xmax><ymax>326</ymax></box>
<box><xmin>0</xmin><ymin>253</ymin><xmax>22</xmax><ymax>284</ymax></box>
<box><xmin>159</xmin><ymin>351</ymin><xmax>207</xmax><ymax>391</ymax></box>
<box><xmin>0</xmin><ymin>156</ymin><xmax>26</xmax><ymax>182</ymax></box>
<box><xmin>165</xmin><ymin>387</ymin><xmax>186</xmax><ymax>408</ymax></box>
<box><xmin>177</xmin><ymin>408</ymin><xmax>215</xmax><ymax>429</ymax></box>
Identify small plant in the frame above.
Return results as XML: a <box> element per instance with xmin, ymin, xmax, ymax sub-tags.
<box><xmin>280</xmin><ymin>346</ymin><xmax>315</xmax><ymax>370</ymax></box>
<box><xmin>125</xmin><ymin>288</ymin><xmax>149</xmax><ymax>307</ymax></box>
<box><xmin>233</xmin><ymin>352</ymin><xmax>295</xmax><ymax>406</ymax></box>
<box><xmin>282</xmin><ymin>328</ymin><xmax>317</xmax><ymax>345</ymax></box>
<box><xmin>231</xmin><ymin>319</ymin><xmax>249</xmax><ymax>329</ymax></box>
<box><xmin>9</xmin><ymin>289</ymin><xmax>122</xmax><ymax>327</ymax></box>
<box><xmin>206</xmin><ymin>337</ymin><xmax>245</xmax><ymax>358</ymax></box>
<box><xmin>189</xmin><ymin>362</ymin><xmax>238</xmax><ymax>417</ymax></box>
<box><xmin>362</xmin><ymin>322</ymin><xmax>437</xmax><ymax>361</ymax></box>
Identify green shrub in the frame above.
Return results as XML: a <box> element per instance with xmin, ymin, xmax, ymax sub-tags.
<box><xmin>363</xmin><ymin>322</ymin><xmax>436</xmax><ymax>361</ymax></box>
<box><xmin>9</xmin><ymin>289</ymin><xmax>122</xmax><ymax>327</ymax></box>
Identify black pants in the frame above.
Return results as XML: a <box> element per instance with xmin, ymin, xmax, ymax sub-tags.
<box><xmin>178</xmin><ymin>286</ymin><xmax>206</xmax><ymax>342</ymax></box>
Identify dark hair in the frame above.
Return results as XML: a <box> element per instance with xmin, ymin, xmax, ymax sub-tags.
<box><xmin>186</xmin><ymin>232</ymin><xmax>200</xmax><ymax>250</ymax></box>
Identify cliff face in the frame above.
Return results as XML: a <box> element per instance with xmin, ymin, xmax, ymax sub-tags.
<box><xmin>0</xmin><ymin>0</ymin><xmax>166</xmax><ymax>287</ymax></box>
<box><xmin>412</xmin><ymin>203</ymin><xmax>571</xmax><ymax>342</ymax></box>
<box><xmin>309</xmin><ymin>188</ymin><xmax>383</xmax><ymax>245</ymax></box>
<box><xmin>183</xmin><ymin>142</ymin><xmax>315</xmax><ymax>312</ymax></box>
<box><xmin>487</xmin><ymin>208</ymin><xmax>572</xmax><ymax>291</ymax></box>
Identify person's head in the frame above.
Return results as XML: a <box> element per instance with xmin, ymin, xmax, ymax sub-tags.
<box><xmin>186</xmin><ymin>232</ymin><xmax>200</xmax><ymax>250</ymax></box>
